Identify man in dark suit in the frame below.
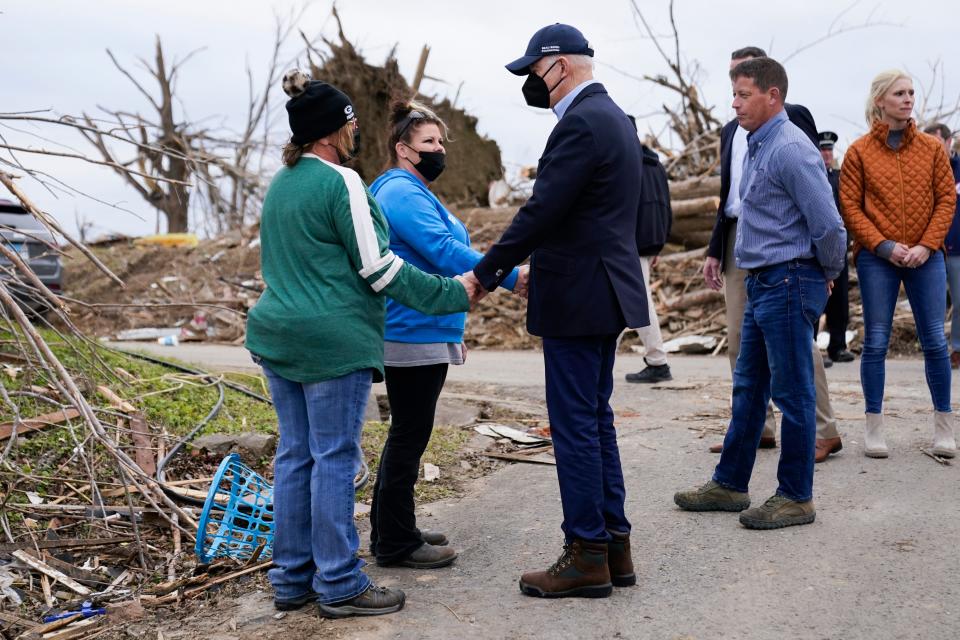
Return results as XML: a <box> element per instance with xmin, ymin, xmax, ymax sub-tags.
<box><xmin>464</xmin><ymin>23</ymin><xmax>647</xmax><ymax>599</ymax></box>
<box><xmin>819</xmin><ymin>130</ymin><xmax>855</xmax><ymax>364</ymax></box>
<box><xmin>701</xmin><ymin>46</ymin><xmax>843</xmax><ymax>464</ymax></box>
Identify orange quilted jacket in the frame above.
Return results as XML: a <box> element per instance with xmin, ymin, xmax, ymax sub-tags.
<box><xmin>839</xmin><ymin>119</ymin><xmax>956</xmax><ymax>257</ymax></box>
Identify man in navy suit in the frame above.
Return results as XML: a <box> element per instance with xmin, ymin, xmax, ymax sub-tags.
<box><xmin>465</xmin><ymin>24</ymin><xmax>647</xmax><ymax>599</ymax></box>
<box><xmin>701</xmin><ymin>46</ymin><xmax>843</xmax><ymax>464</ymax></box>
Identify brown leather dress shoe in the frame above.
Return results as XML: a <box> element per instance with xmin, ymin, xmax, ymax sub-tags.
<box><xmin>519</xmin><ymin>540</ymin><xmax>612</xmax><ymax>598</ymax></box>
<box><xmin>814</xmin><ymin>437</ymin><xmax>843</xmax><ymax>463</ymax></box>
<box><xmin>710</xmin><ymin>436</ymin><xmax>776</xmax><ymax>453</ymax></box>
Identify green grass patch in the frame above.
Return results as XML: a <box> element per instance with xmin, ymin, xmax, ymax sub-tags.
<box><xmin>357</xmin><ymin>421</ymin><xmax>470</xmax><ymax>504</ymax></box>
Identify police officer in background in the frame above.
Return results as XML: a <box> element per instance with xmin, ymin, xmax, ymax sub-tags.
<box><xmin>819</xmin><ymin>131</ymin><xmax>855</xmax><ymax>364</ymax></box>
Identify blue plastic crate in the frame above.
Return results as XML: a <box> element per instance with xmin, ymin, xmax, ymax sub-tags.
<box><xmin>194</xmin><ymin>454</ymin><xmax>274</xmax><ymax>563</ymax></box>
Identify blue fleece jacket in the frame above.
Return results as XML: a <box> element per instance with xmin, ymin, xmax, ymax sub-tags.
<box><xmin>944</xmin><ymin>154</ymin><xmax>960</xmax><ymax>255</ymax></box>
<box><xmin>370</xmin><ymin>168</ymin><xmax>519</xmax><ymax>343</ymax></box>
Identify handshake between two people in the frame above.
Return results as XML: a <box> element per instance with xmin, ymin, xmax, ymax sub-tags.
<box><xmin>454</xmin><ymin>265</ymin><xmax>530</xmax><ymax>308</ymax></box>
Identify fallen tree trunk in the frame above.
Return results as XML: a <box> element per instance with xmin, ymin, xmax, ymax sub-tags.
<box><xmin>666</xmin><ymin>287</ymin><xmax>724</xmax><ymax>311</ymax></box>
<box><xmin>669</xmin><ymin>175</ymin><xmax>721</xmax><ymax>200</ymax></box>
<box><xmin>671</xmin><ymin>196</ymin><xmax>720</xmax><ymax>219</ymax></box>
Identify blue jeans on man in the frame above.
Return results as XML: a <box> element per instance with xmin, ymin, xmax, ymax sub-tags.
<box><xmin>713</xmin><ymin>260</ymin><xmax>828</xmax><ymax>502</ymax></box>
<box><xmin>262</xmin><ymin>366</ymin><xmax>372</xmax><ymax>605</ymax></box>
<box><xmin>542</xmin><ymin>334</ymin><xmax>631</xmax><ymax>542</ymax></box>
<box><xmin>856</xmin><ymin>250</ymin><xmax>951</xmax><ymax>413</ymax></box>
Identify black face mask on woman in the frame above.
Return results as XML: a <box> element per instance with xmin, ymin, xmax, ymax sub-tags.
<box><xmin>403</xmin><ymin>143</ymin><xmax>446</xmax><ymax>182</ymax></box>
<box><xmin>522</xmin><ymin>59</ymin><xmax>563</xmax><ymax>109</ymax></box>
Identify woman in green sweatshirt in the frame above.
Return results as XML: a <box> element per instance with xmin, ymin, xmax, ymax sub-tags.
<box><xmin>245</xmin><ymin>71</ymin><xmax>470</xmax><ymax>619</ymax></box>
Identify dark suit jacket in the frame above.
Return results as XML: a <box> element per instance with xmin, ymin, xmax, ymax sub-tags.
<box><xmin>706</xmin><ymin>103</ymin><xmax>819</xmax><ymax>268</ymax></box>
<box><xmin>473</xmin><ymin>83</ymin><xmax>648</xmax><ymax>337</ymax></box>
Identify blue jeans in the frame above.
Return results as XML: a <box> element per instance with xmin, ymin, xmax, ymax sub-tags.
<box><xmin>946</xmin><ymin>255</ymin><xmax>960</xmax><ymax>351</ymax></box>
<box><xmin>856</xmin><ymin>250</ymin><xmax>951</xmax><ymax>413</ymax></box>
<box><xmin>714</xmin><ymin>260</ymin><xmax>828</xmax><ymax>502</ymax></box>
<box><xmin>262</xmin><ymin>366</ymin><xmax>372</xmax><ymax>605</ymax></box>
<box><xmin>542</xmin><ymin>335</ymin><xmax>630</xmax><ymax>543</ymax></box>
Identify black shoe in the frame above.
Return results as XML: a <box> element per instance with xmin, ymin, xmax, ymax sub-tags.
<box><xmin>317</xmin><ymin>584</ymin><xmax>405</xmax><ymax>619</ymax></box>
<box><xmin>822</xmin><ymin>357</ymin><xmax>833</xmax><ymax>368</ymax></box>
<box><xmin>421</xmin><ymin>529</ymin><xmax>448</xmax><ymax>546</ymax></box>
<box><xmin>625</xmin><ymin>362</ymin><xmax>672</xmax><ymax>383</ymax></box>
<box><xmin>829</xmin><ymin>349</ymin><xmax>855</xmax><ymax>363</ymax></box>
<box><xmin>274</xmin><ymin>591</ymin><xmax>318</xmax><ymax>611</ymax></box>
<box><xmin>396</xmin><ymin>544</ymin><xmax>458</xmax><ymax>569</ymax></box>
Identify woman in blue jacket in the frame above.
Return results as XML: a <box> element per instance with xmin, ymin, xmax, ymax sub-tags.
<box><xmin>369</xmin><ymin>101</ymin><xmax>525</xmax><ymax>569</ymax></box>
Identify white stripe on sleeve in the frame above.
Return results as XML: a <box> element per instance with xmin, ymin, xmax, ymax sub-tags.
<box><xmin>358</xmin><ymin>250</ymin><xmax>396</xmax><ymax>278</ymax></box>
<box><xmin>371</xmin><ymin>256</ymin><xmax>404</xmax><ymax>293</ymax></box>
<box><xmin>312</xmin><ymin>155</ymin><xmax>381</xmax><ymax>273</ymax></box>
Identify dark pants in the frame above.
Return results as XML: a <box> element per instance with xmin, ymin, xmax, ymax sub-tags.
<box><xmin>713</xmin><ymin>260</ymin><xmax>828</xmax><ymax>502</ymax></box>
<box><xmin>542</xmin><ymin>334</ymin><xmax>630</xmax><ymax>543</ymax></box>
<box><xmin>824</xmin><ymin>260</ymin><xmax>849</xmax><ymax>355</ymax></box>
<box><xmin>369</xmin><ymin>363</ymin><xmax>448</xmax><ymax>564</ymax></box>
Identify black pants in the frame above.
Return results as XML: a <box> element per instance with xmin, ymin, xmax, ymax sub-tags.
<box><xmin>824</xmin><ymin>261</ymin><xmax>850</xmax><ymax>355</ymax></box>
<box><xmin>369</xmin><ymin>363</ymin><xmax>448</xmax><ymax>564</ymax></box>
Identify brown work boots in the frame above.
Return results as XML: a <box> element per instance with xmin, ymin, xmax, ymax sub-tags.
<box><xmin>607</xmin><ymin>530</ymin><xmax>636</xmax><ymax>587</ymax></box>
<box><xmin>519</xmin><ymin>533</ymin><xmax>636</xmax><ymax>598</ymax></box>
<box><xmin>519</xmin><ymin>540</ymin><xmax>611</xmax><ymax>598</ymax></box>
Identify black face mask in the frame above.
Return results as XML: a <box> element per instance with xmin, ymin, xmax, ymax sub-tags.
<box><xmin>404</xmin><ymin>143</ymin><xmax>446</xmax><ymax>182</ymax></box>
<box><xmin>522</xmin><ymin>59</ymin><xmax>563</xmax><ymax>109</ymax></box>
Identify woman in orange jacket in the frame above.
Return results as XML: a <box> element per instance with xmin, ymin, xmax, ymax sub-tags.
<box><xmin>840</xmin><ymin>69</ymin><xmax>958</xmax><ymax>459</ymax></box>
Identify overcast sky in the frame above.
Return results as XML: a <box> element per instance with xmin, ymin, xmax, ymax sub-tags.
<box><xmin>3</xmin><ymin>0</ymin><xmax>959</xmax><ymax>238</ymax></box>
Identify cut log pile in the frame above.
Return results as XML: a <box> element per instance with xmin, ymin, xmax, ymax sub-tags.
<box><xmin>667</xmin><ymin>175</ymin><xmax>721</xmax><ymax>249</ymax></box>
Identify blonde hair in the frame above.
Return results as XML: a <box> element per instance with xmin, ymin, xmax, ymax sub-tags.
<box><xmin>281</xmin><ymin>120</ymin><xmax>356</xmax><ymax>168</ymax></box>
<box><xmin>865</xmin><ymin>69</ymin><xmax>912</xmax><ymax>125</ymax></box>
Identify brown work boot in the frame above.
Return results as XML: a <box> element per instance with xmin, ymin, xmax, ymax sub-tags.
<box><xmin>606</xmin><ymin>530</ymin><xmax>636</xmax><ymax>587</ymax></box>
<box><xmin>739</xmin><ymin>494</ymin><xmax>815</xmax><ymax>530</ymax></box>
<box><xmin>674</xmin><ymin>480</ymin><xmax>750</xmax><ymax>512</ymax></box>
<box><xmin>519</xmin><ymin>540</ymin><xmax>612</xmax><ymax>598</ymax></box>
<box><xmin>814</xmin><ymin>437</ymin><xmax>843</xmax><ymax>463</ymax></box>
<box><xmin>709</xmin><ymin>435</ymin><xmax>776</xmax><ymax>453</ymax></box>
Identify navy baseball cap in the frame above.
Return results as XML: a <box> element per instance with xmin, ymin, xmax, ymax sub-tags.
<box><xmin>506</xmin><ymin>23</ymin><xmax>594</xmax><ymax>75</ymax></box>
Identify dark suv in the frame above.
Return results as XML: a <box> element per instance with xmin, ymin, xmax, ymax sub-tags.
<box><xmin>0</xmin><ymin>198</ymin><xmax>63</xmax><ymax>312</ymax></box>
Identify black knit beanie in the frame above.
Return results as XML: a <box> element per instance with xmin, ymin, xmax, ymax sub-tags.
<box><xmin>282</xmin><ymin>70</ymin><xmax>355</xmax><ymax>145</ymax></box>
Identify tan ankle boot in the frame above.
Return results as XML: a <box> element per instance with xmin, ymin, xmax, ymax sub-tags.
<box><xmin>933</xmin><ymin>411</ymin><xmax>957</xmax><ymax>458</ymax></box>
<box><xmin>864</xmin><ymin>413</ymin><xmax>889</xmax><ymax>458</ymax></box>
<box><xmin>519</xmin><ymin>540</ymin><xmax>612</xmax><ymax>598</ymax></box>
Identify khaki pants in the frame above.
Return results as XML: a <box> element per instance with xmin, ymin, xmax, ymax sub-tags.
<box><xmin>723</xmin><ymin>224</ymin><xmax>839</xmax><ymax>440</ymax></box>
<box><xmin>635</xmin><ymin>256</ymin><xmax>668</xmax><ymax>366</ymax></box>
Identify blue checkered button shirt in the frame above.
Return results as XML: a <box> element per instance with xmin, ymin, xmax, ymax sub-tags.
<box><xmin>734</xmin><ymin>109</ymin><xmax>847</xmax><ymax>280</ymax></box>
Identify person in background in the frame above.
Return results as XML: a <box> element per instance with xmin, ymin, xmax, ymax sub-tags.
<box><xmin>702</xmin><ymin>46</ymin><xmax>843</xmax><ymax>464</ymax></box>
<box><xmin>819</xmin><ymin>131</ymin><xmax>855</xmax><ymax>365</ymax></box>
<box><xmin>675</xmin><ymin>57</ymin><xmax>847</xmax><ymax>530</ymax></box>
<box><xmin>625</xmin><ymin>115</ymin><xmax>674</xmax><ymax>384</ymax></box>
<box><xmin>839</xmin><ymin>71</ymin><xmax>957</xmax><ymax>459</ymax></box>
<box><xmin>923</xmin><ymin>123</ymin><xmax>960</xmax><ymax>369</ymax></box>
<box><xmin>246</xmin><ymin>71</ymin><xmax>473</xmax><ymax>619</ymax></box>
<box><xmin>367</xmin><ymin>100</ymin><xmax>526</xmax><ymax>570</ymax></box>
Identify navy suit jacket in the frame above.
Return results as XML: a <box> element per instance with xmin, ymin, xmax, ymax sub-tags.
<box><xmin>706</xmin><ymin>103</ymin><xmax>819</xmax><ymax>268</ymax></box>
<box><xmin>473</xmin><ymin>83</ymin><xmax>648</xmax><ymax>337</ymax></box>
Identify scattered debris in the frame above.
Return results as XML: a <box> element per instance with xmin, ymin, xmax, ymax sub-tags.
<box><xmin>474</xmin><ymin>423</ymin><xmax>549</xmax><ymax>445</ymax></box>
<box><xmin>921</xmin><ymin>449</ymin><xmax>951</xmax><ymax>465</ymax></box>
<box><xmin>423</xmin><ymin>463</ymin><xmax>441</xmax><ymax>482</ymax></box>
